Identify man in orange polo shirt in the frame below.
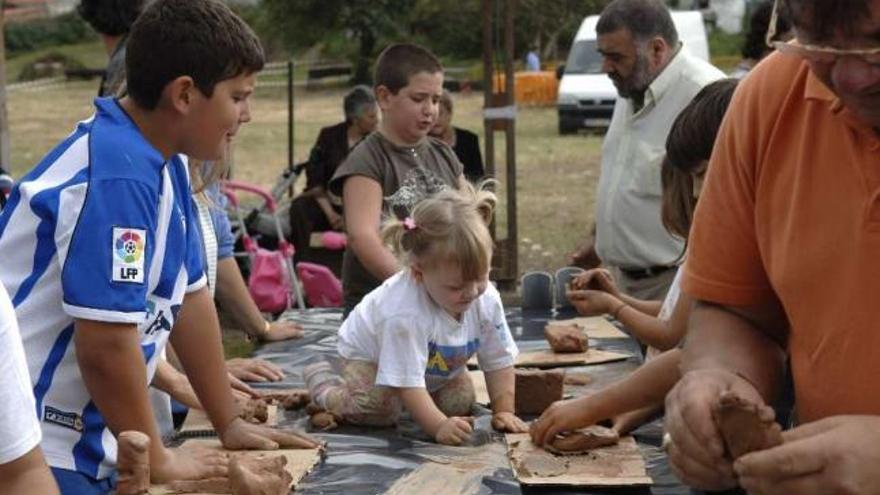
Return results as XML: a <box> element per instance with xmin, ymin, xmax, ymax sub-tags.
<box><xmin>663</xmin><ymin>0</ymin><xmax>880</xmax><ymax>493</ymax></box>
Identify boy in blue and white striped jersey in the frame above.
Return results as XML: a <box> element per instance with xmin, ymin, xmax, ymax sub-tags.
<box><xmin>0</xmin><ymin>1</ymin><xmax>317</xmax><ymax>493</ymax></box>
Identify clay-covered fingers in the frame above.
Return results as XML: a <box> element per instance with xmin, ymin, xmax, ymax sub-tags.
<box><xmin>221</xmin><ymin>418</ymin><xmax>278</xmax><ymax>451</ymax></box>
<box><xmin>436</xmin><ymin>417</ymin><xmax>473</xmax><ymax>446</ymax></box>
<box><xmin>735</xmin><ymin>439</ymin><xmax>827</xmax><ymax>493</ymax></box>
<box><xmin>262</xmin><ymin>427</ymin><xmax>322</xmax><ymax>450</ymax></box>
<box><xmin>664</xmin><ymin>371</ymin><xmax>737</xmax><ymax>489</ymax></box>
<box><xmin>491</xmin><ymin>412</ymin><xmax>528</xmax><ymax>433</ymax></box>
<box><xmin>152</xmin><ymin>447</ymin><xmax>229</xmax><ymax>484</ymax></box>
<box><xmin>665</xmin><ymin>436</ymin><xmax>737</xmax><ymax>490</ymax></box>
<box><xmin>228</xmin><ymin>373</ymin><xmax>259</xmax><ymax>398</ymax></box>
<box><xmin>529</xmin><ymin>403</ymin><xmax>571</xmax><ymax>447</ymax></box>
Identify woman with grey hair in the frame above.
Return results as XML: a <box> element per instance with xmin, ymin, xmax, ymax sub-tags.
<box><xmin>289</xmin><ymin>85</ymin><xmax>379</xmax><ymax>262</ymax></box>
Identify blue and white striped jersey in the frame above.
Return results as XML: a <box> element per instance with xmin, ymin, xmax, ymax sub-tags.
<box><xmin>0</xmin><ymin>97</ymin><xmax>206</xmax><ymax>480</ymax></box>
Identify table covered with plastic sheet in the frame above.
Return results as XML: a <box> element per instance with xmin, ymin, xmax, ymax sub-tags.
<box><xmin>249</xmin><ymin>307</ymin><xmax>692</xmax><ymax>495</ymax></box>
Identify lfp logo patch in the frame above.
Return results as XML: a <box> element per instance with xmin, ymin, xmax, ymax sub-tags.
<box><xmin>112</xmin><ymin>227</ymin><xmax>146</xmax><ymax>283</ymax></box>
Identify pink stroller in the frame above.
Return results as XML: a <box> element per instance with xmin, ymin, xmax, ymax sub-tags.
<box><xmin>221</xmin><ymin>180</ymin><xmax>306</xmax><ymax>312</ymax></box>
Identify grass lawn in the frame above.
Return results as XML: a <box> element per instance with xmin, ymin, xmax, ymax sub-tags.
<box><xmin>7</xmin><ymin>82</ymin><xmax>603</xmax><ymax>282</ymax></box>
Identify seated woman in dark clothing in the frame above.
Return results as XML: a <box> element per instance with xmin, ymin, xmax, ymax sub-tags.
<box><xmin>429</xmin><ymin>90</ymin><xmax>484</xmax><ymax>182</ymax></box>
<box><xmin>289</xmin><ymin>85</ymin><xmax>378</xmax><ymax>262</ymax></box>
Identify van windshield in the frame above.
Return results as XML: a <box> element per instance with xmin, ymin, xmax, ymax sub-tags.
<box><xmin>565</xmin><ymin>40</ymin><xmax>603</xmax><ymax>75</ymax></box>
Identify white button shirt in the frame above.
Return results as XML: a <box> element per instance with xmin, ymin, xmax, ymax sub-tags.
<box><xmin>595</xmin><ymin>47</ymin><xmax>724</xmax><ymax>269</ymax></box>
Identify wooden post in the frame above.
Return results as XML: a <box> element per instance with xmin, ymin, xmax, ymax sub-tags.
<box><xmin>482</xmin><ymin>0</ymin><xmax>518</xmax><ymax>289</ymax></box>
<box><xmin>0</xmin><ymin>10</ymin><xmax>11</xmax><ymax>172</ymax></box>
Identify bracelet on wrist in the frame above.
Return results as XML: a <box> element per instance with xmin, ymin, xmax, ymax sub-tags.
<box><xmin>248</xmin><ymin>320</ymin><xmax>271</xmax><ymax>342</ymax></box>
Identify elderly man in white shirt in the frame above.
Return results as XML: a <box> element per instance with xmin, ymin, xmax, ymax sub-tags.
<box><xmin>581</xmin><ymin>0</ymin><xmax>724</xmax><ymax>300</ymax></box>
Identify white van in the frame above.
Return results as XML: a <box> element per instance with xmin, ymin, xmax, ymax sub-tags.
<box><xmin>557</xmin><ymin>10</ymin><xmax>710</xmax><ymax>134</ymax></box>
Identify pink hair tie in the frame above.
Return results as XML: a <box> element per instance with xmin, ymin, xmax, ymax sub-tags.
<box><xmin>403</xmin><ymin>217</ymin><xmax>417</xmax><ymax>231</ymax></box>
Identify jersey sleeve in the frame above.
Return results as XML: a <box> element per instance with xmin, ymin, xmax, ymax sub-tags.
<box><xmin>374</xmin><ymin>316</ymin><xmax>429</xmax><ymax>388</ymax></box>
<box><xmin>62</xmin><ymin>178</ymin><xmax>156</xmax><ymax>323</ymax></box>
<box><xmin>476</xmin><ymin>286</ymin><xmax>518</xmax><ymax>372</ymax></box>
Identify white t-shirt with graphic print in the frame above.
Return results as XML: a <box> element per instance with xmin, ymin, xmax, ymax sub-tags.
<box><xmin>338</xmin><ymin>270</ymin><xmax>518</xmax><ymax>392</ymax></box>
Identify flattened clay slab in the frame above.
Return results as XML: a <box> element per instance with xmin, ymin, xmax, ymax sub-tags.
<box><xmin>506</xmin><ymin>433</ymin><xmax>652</xmax><ymax>486</ymax></box>
<box><xmin>544</xmin><ymin>324</ymin><xmax>589</xmax><ymax>353</ymax></box>
<box><xmin>545</xmin><ymin>425</ymin><xmax>620</xmax><ymax>455</ymax></box>
<box><xmin>149</xmin><ymin>438</ymin><xmax>322</xmax><ymax>495</ymax></box>
<box><xmin>712</xmin><ymin>390</ymin><xmax>783</xmax><ymax>460</ymax></box>
<box><xmin>548</xmin><ymin>317</ymin><xmax>628</xmax><ymax>339</ymax></box>
<box><xmin>514</xmin><ymin>369</ymin><xmax>564</xmax><ymax>415</ymax></box>
<box><xmin>181</xmin><ymin>404</ymin><xmax>278</xmax><ymax>433</ymax></box>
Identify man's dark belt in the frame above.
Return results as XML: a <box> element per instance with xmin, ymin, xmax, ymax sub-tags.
<box><xmin>619</xmin><ymin>265</ymin><xmax>676</xmax><ymax>280</ymax></box>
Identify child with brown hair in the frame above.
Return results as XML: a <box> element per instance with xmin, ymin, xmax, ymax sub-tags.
<box><xmin>0</xmin><ymin>1</ymin><xmax>317</xmax><ymax>493</ymax></box>
<box><xmin>531</xmin><ymin>78</ymin><xmax>740</xmax><ymax>445</ymax></box>
<box><xmin>329</xmin><ymin>43</ymin><xmax>465</xmax><ymax>315</ymax></box>
<box><xmin>305</xmin><ymin>183</ymin><xmax>527</xmax><ymax>445</ymax></box>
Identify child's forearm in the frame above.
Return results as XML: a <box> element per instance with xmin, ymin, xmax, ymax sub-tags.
<box><xmin>398</xmin><ymin>387</ymin><xmax>447</xmax><ymax>436</ymax></box>
<box><xmin>613</xmin><ymin>303</ymin><xmax>679</xmax><ymax>350</ymax></box>
<box><xmin>617</xmin><ymin>294</ymin><xmax>663</xmax><ymax>317</ymax></box>
<box><xmin>151</xmin><ymin>359</ymin><xmax>202</xmax><ymax>410</ymax></box>
<box><xmin>74</xmin><ymin>319</ymin><xmax>168</xmax><ymax>467</ymax></box>
<box><xmin>214</xmin><ymin>258</ymin><xmax>268</xmax><ymax>339</ymax></box>
<box><xmin>170</xmin><ymin>288</ymin><xmax>237</xmax><ymax>434</ymax></box>
<box><xmin>484</xmin><ymin>367</ymin><xmax>516</xmax><ymax>414</ymax></box>
<box><xmin>597</xmin><ymin>349</ymin><xmax>682</xmax><ymax>415</ymax></box>
<box><xmin>0</xmin><ymin>447</ymin><xmax>59</xmax><ymax>495</ymax></box>
<box><xmin>349</xmin><ymin>231</ymin><xmax>399</xmax><ymax>281</ymax></box>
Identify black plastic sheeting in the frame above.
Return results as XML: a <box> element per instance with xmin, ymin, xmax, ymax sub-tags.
<box><xmin>249</xmin><ymin>307</ymin><xmax>696</xmax><ymax>495</ymax></box>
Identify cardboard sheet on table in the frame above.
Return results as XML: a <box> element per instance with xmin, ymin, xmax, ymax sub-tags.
<box><xmin>548</xmin><ymin>316</ymin><xmax>628</xmax><ymax>339</ymax></box>
<box><xmin>505</xmin><ymin>432</ymin><xmax>652</xmax><ymax>487</ymax></box>
<box><xmin>384</xmin><ymin>443</ymin><xmax>509</xmax><ymax>495</ymax></box>
<box><xmin>150</xmin><ymin>437</ymin><xmax>321</xmax><ymax>494</ymax></box>
<box><xmin>181</xmin><ymin>404</ymin><xmax>278</xmax><ymax>433</ymax></box>
<box><xmin>469</xmin><ymin>348</ymin><xmax>628</xmax><ymax>368</ymax></box>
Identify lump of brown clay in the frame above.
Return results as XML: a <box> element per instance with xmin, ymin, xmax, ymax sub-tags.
<box><xmin>116</xmin><ymin>431</ymin><xmax>150</xmax><ymax>495</ymax></box>
<box><xmin>310</xmin><ymin>410</ymin><xmax>341</xmax><ymax>431</ymax></box>
<box><xmin>237</xmin><ymin>397</ymin><xmax>269</xmax><ymax>424</ymax></box>
<box><xmin>168</xmin><ymin>477</ymin><xmax>232</xmax><ymax>493</ymax></box>
<box><xmin>514</xmin><ymin>368</ymin><xmax>564</xmax><ymax>415</ymax></box>
<box><xmin>544</xmin><ymin>324</ymin><xmax>588</xmax><ymax>353</ymax></box>
<box><xmin>229</xmin><ymin>455</ymin><xmax>293</xmax><ymax>495</ymax></box>
<box><xmin>712</xmin><ymin>390</ymin><xmax>783</xmax><ymax>460</ymax></box>
<box><xmin>260</xmin><ymin>389</ymin><xmax>310</xmax><ymax>410</ymax></box>
<box><xmin>545</xmin><ymin>425</ymin><xmax>620</xmax><ymax>455</ymax></box>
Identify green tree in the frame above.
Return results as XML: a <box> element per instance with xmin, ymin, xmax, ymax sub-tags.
<box><xmin>517</xmin><ymin>0</ymin><xmax>607</xmax><ymax>61</ymax></box>
<box><xmin>259</xmin><ymin>0</ymin><xmax>415</xmax><ymax>84</ymax></box>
